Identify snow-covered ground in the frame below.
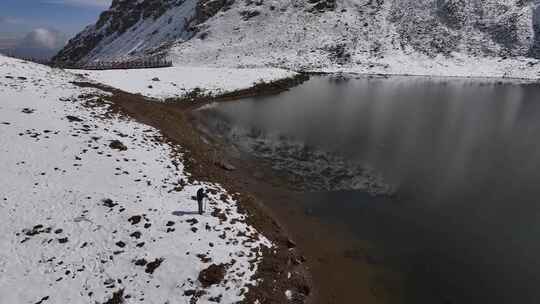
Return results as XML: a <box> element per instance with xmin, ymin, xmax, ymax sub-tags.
<box><xmin>317</xmin><ymin>52</ymin><xmax>540</xmax><ymax>80</ymax></box>
<box><xmin>0</xmin><ymin>55</ymin><xmax>271</xmax><ymax>303</ymax></box>
<box><xmin>70</xmin><ymin>66</ymin><xmax>297</xmax><ymax>100</ymax></box>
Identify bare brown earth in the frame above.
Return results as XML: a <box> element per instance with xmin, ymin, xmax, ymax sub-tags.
<box><xmin>73</xmin><ymin>74</ymin><xmax>403</xmax><ymax>304</ymax></box>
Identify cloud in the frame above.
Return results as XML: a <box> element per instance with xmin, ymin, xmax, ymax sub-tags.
<box><xmin>20</xmin><ymin>28</ymin><xmax>67</xmax><ymax>50</ymax></box>
<box><xmin>3</xmin><ymin>28</ymin><xmax>68</xmax><ymax>59</ymax></box>
<box><xmin>41</xmin><ymin>0</ymin><xmax>111</xmax><ymax>8</ymax></box>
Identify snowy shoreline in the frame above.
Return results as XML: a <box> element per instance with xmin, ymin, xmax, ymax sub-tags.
<box><xmin>0</xmin><ymin>56</ymin><xmax>279</xmax><ymax>303</ymax></box>
<box><xmin>69</xmin><ymin>66</ymin><xmax>299</xmax><ymax>100</ymax></box>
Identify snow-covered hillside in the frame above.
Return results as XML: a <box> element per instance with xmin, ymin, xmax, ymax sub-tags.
<box><xmin>54</xmin><ymin>0</ymin><xmax>540</xmax><ymax>78</ymax></box>
<box><xmin>53</xmin><ymin>0</ymin><xmax>204</xmax><ymax>65</ymax></box>
<box><xmin>172</xmin><ymin>0</ymin><xmax>540</xmax><ymax>78</ymax></box>
<box><xmin>0</xmin><ymin>55</ymin><xmax>271</xmax><ymax>303</ymax></box>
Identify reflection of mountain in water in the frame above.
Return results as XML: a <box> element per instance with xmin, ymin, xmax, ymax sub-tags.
<box><xmin>201</xmin><ymin>115</ymin><xmax>394</xmax><ymax>194</ymax></box>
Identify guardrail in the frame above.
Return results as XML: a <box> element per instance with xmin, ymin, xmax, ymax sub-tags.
<box><xmin>64</xmin><ymin>56</ymin><xmax>173</xmax><ymax>70</ymax></box>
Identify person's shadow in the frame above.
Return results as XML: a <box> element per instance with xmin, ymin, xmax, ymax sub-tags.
<box><xmin>172</xmin><ymin>211</ymin><xmax>199</xmax><ymax>216</ymax></box>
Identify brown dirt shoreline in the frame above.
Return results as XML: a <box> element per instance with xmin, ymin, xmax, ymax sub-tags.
<box><xmin>73</xmin><ymin>73</ymin><xmax>402</xmax><ymax>304</ymax></box>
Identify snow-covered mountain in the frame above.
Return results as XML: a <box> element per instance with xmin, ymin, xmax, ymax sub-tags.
<box><xmin>54</xmin><ymin>0</ymin><xmax>540</xmax><ymax>76</ymax></box>
<box><xmin>52</xmin><ymin>0</ymin><xmax>215</xmax><ymax>65</ymax></box>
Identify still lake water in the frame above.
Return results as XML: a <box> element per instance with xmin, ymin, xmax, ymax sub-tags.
<box><xmin>199</xmin><ymin>75</ymin><xmax>540</xmax><ymax>303</ymax></box>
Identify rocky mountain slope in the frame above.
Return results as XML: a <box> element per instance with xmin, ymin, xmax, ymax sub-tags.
<box><xmin>54</xmin><ymin>0</ymin><xmax>540</xmax><ymax>76</ymax></box>
<box><xmin>53</xmin><ymin>0</ymin><xmax>198</xmax><ymax>65</ymax></box>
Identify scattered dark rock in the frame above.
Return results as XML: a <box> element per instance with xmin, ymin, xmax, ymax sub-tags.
<box><xmin>134</xmin><ymin>258</ymin><xmax>147</xmax><ymax>266</ymax></box>
<box><xmin>58</xmin><ymin>237</ymin><xmax>68</xmax><ymax>244</ymax></box>
<box><xmin>183</xmin><ymin>289</ymin><xmax>207</xmax><ymax>303</ymax></box>
<box><xmin>208</xmin><ymin>294</ymin><xmax>223</xmax><ymax>303</ymax></box>
<box><xmin>23</xmin><ymin>224</ymin><xmax>50</xmax><ymax>236</ymax></box>
<box><xmin>186</xmin><ymin>218</ymin><xmax>198</xmax><ymax>225</ymax></box>
<box><xmin>128</xmin><ymin>215</ymin><xmax>142</xmax><ymax>225</ymax></box>
<box><xmin>22</xmin><ymin>108</ymin><xmax>35</xmax><ymax>114</ymax></box>
<box><xmin>151</xmin><ymin>77</ymin><xmax>160</xmax><ymax>81</ymax></box>
<box><xmin>35</xmin><ymin>296</ymin><xmax>49</xmax><ymax>304</ymax></box>
<box><xmin>109</xmin><ymin>140</ymin><xmax>127</xmax><ymax>151</ymax></box>
<box><xmin>198</xmin><ymin>264</ymin><xmax>227</xmax><ymax>287</ymax></box>
<box><xmin>211</xmin><ymin>208</ymin><xmax>227</xmax><ymax>222</ymax></box>
<box><xmin>196</xmin><ymin>253</ymin><xmax>212</xmax><ymax>263</ymax></box>
<box><xmin>240</xmin><ymin>9</ymin><xmax>260</xmax><ymax>21</ymax></box>
<box><xmin>103</xmin><ymin>289</ymin><xmax>124</xmax><ymax>304</ymax></box>
<box><xmin>102</xmin><ymin>198</ymin><xmax>118</xmax><ymax>208</ymax></box>
<box><xmin>184</xmin><ymin>290</ymin><xmax>197</xmax><ymax>296</ymax></box>
<box><xmin>130</xmin><ymin>231</ymin><xmax>142</xmax><ymax>239</ymax></box>
<box><xmin>145</xmin><ymin>258</ymin><xmax>164</xmax><ymax>274</ymax></box>
<box><xmin>165</xmin><ymin>221</ymin><xmax>175</xmax><ymax>227</ymax></box>
<box><xmin>115</xmin><ymin>241</ymin><xmax>126</xmax><ymax>248</ymax></box>
<box><xmin>66</xmin><ymin>115</ymin><xmax>83</xmax><ymax>122</ymax></box>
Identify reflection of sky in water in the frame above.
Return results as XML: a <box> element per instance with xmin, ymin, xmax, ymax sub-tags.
<box><xmin>200</xmin><ymin>76</ymin><xmax>540</xmax><ymax>303</ymax></box>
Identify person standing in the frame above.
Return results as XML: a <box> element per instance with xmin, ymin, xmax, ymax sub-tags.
<box><xmin>197</xmin><ymin>188</ymin><xmax>205</xmax><ymax>215</ymax></box>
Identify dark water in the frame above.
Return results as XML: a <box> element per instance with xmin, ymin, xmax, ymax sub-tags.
<box><xmin>199</xmin><ymin>75</ymin><xmax>540</xmax><ymax>304</ymax></box>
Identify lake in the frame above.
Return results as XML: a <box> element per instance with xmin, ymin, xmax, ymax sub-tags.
<box><xmin>197</xmin><ymin>75</ymin><xmax>540</xmax><ymax>304</ymax></box>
